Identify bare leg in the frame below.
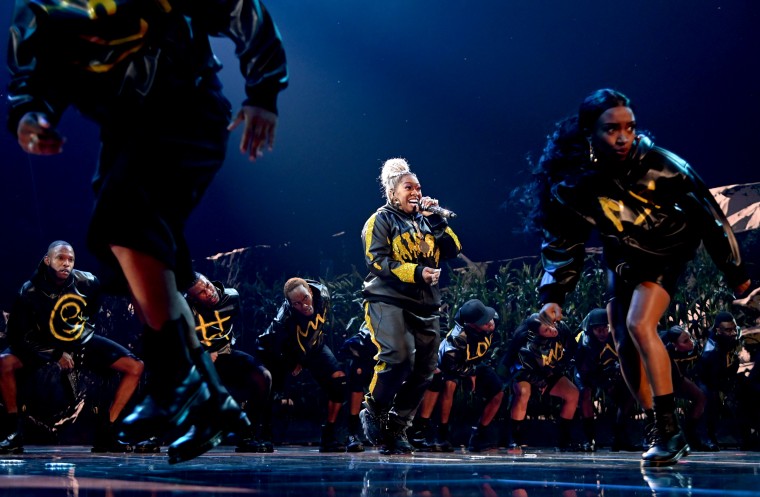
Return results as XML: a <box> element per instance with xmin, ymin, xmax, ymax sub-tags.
<box><xmin>418</xmin><ymin>389</ymin><xmax>440</xmax><ymax>420</ymax></box>
<box><xmin>620</xmin><ymin>283</ymin><xmax>688</xmax><ymax>466</ymax></box>
<box><xmin>439</xmin><ymin>381</ymin><xmax>457</xmax><ymax>424</ymax></box>
<box><xmin>510</xmin><ymin>381</ymin><xmax>532</xmax><ymax>421</ymax></box>
<box><xmin>480</xmin><ymin>391</ymin><xmax>504</xmax><ymax>426</ymax></box>
<box><xmin>609</xmin><ymin>300</ymin><xmax>653</xmax><ymax>409</ymax></box>
<box><xmin>550</xmin><ymin>376</ymin><xmax>580</xmax><ymax>420</ymax></box>
<box><xmin>627</xmin><ymin>282</ymin><xmax>673</xmax><ymax>397</ymax></box>
<box><xmin>0</xmin><ymin>354</ymin><xmax>22</xmax><ymax>414</ymax></box>
<box><xmin>110</xmin><ymin>245</ymin><xmax>194</xmax><ymax>333</ymax></box>
<box><xmin>108</xmin><ymin>357</ymin><xmax>145</xmax><ymax>423</ymax></box>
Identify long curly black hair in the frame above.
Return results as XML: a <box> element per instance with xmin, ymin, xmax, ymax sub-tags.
<box><xmin>511</xmin><ymin>89</ymin><xmax>634</xmax><ymax>233</ymax></box>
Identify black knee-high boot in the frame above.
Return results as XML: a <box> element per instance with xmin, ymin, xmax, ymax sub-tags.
<box><xmin>119</xmin><ymin>318</ymin><xmax>209</xmax><ymax>444</ymax></box>
<box><xmin>167</xmin><ymin>347</ymin><xmax>250</xmax><ymax>464</ymax></box>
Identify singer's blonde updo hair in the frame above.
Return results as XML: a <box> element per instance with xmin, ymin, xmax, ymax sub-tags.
<box><xmin>379</xmin><ymin>157</ymin><xmax>417</xmax><ymax>203</ymax></box>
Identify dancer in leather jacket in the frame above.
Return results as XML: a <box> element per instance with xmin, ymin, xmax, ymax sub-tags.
<box><xmin>7</xmin><ymin>0</ymin><xmax>288</xmax><ymax>463</ymax></box>
<box><xmin>502</xmin><ymin>313</ymin><xmax>579</xmax><ymax>451</ymax></box>
<box><xmin>0</xmin><ymin>241</ymin><xmax>145</xmax><ymax>454</ymax></box>
<box><xmin>256</xmin><ymin>278</ymin><xmax>349</xmax><ymax>452</ymax></box>
<box><xmin>359</xmin><ymin>157</ymin><xmax>462</xmax><ymax>455</ymax></box>
<box><xmin>420</xmin><ymin>299</ymin><xmax>502</xmax><ymax>452</ymax></box>
<box><xmin>529</xmin><ymin>89</ymin><xmax>751</xmax><ymax>467</ymax></box>
<box><xmin>186</xmin><ymin>273</ymin><xmax>271</xmax><ymax>453</ymax></box>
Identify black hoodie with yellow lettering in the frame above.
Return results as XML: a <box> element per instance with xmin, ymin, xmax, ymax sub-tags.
<box><xmin>361</xmin><ymin>204</ymin><xmax>462</xmax><ymax>315</ymax></box>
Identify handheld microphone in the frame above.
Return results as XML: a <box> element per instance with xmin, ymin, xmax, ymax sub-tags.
<box><xmin>421</xmin><ymin>204</ymin><xmax>457</xmax><ymax>219</ymax></box>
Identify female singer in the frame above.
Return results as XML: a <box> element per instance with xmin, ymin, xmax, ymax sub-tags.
<box><xmin>359</xmin><ymin>158</ymin><xmax>462</xmax><ymax>454</ymax></box>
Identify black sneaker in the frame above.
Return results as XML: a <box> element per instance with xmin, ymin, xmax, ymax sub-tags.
<box><xmin>0</xmin><ymin>431</ymin><xmax>24</xmax><ymax>455</ymax></box>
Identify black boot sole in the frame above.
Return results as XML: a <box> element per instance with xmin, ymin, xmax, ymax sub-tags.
<box><xmin>166</xmin><ymin>394</ymin><xmax>249</xmax><ymax>464</ymax></box>
<box><xmin>168</xmin><ymin>427</ymin><xmax>224</xmax><ymax>464</ymax></box>
<box><xmin>641</xmin><ymin>444</ymin><xmax>691</xmax><ymax>467</ymax></box>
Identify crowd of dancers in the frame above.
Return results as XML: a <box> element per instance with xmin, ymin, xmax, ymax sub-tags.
<box><xmin>1</xmin><ymin>241</ymin><xmax>758</xmax><ymax>462</ymax></box>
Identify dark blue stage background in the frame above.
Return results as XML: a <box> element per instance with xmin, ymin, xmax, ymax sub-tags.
<box><xmin>1</xmin><ymin>1</ymin><xmax>758</xmax><ymax>310</ymax></box>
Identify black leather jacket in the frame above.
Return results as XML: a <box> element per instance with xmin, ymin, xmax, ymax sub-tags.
<box><xmin>7</xmin><ymin>261</ymin><xmax>100</xmax><ymax>363</ymax></box>
<box><xmin>189</xmin><ymin>281</ymin><xmax>239</xmax><ymax>354</ymax></box>
<box><xmin>699</xmin><ymin>333</ymin><xmax>740</xmax><ymax>391</ymax></box>
<box><xmin>256</xmin><ymin>280</ymin><xmax>329</xmax><ymax>367</ymax></box>
<box><xmin>7</xmin><ymin>0</ymin><xmax>288</xmax><ymax>131</ymax></box>
<box><xmin>438</xmin><ymin>321</ymin><xmax>497</xmax><ymax>378</ymax></box>
<box><xmin>539</xmin><ymin>135</ymin><xmax>746</xmax><ymax>305</ymax></box>
<box><xmin>507</xmin><ymin>322</ymin><xmax>577</xmax><ymax>389</ymax></box>
<box><xmin>361</xmin><ymin>203</ymin><xmax>462</xmax><ymax>314</ymax></box>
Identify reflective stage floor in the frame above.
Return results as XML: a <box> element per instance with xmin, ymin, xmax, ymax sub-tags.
<box><xmin>1</xmin><ymin>446</ymin><xmax>759</xmax><ymax>497</ymax></box>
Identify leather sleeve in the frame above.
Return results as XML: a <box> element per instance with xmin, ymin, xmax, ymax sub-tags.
<box><xmin>538</xmin><ymin>228</ymin><xmax>589</xmax><ymax>306</ymax></box>
<box><xmin>7</xmin><ymin>0</ymin><xmax>69</xmax><ymax>133</ymax></box>
<box><xmin>202</xmin><ymin>0</ymin><xmax>289</xmax><ymax>113</ymax></box>
<box><xmin>256</xmin><ymin>301</ymin><xmax>288</xmax><ymax>356</ymax></box>
<box><xmin>6</xmin><ymin>286</ymin><xmax>58</xmax><ymax>363</ymax></box>
<box><xmin>426</xmin><ymin>214</ymin><xmax>463</xmax><ymax>261</ymax></box>
<box><xmin>684</xmin><ymin>178</ymin><xmax>747</xmax><ymax>289</ymax></box>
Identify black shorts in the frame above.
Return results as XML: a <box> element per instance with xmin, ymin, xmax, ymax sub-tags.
<box><xmin>605</xmin><ymin>261</ymin><xmax>685</xmax><ymax>303</ymax></box>
<box><xmin>443</xmin><ymin>364</ymin><xmax>503</xmax><ymax>400</ymax></box>
<box><xmin>8</xmin><ymin>334</ymin><xmax>136</xmax><ymax>373</ymax></box>
<box><xmin>87</xmin><ymin>83</ymin><xmax>232</xmax><ymax>293</ymax></box>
